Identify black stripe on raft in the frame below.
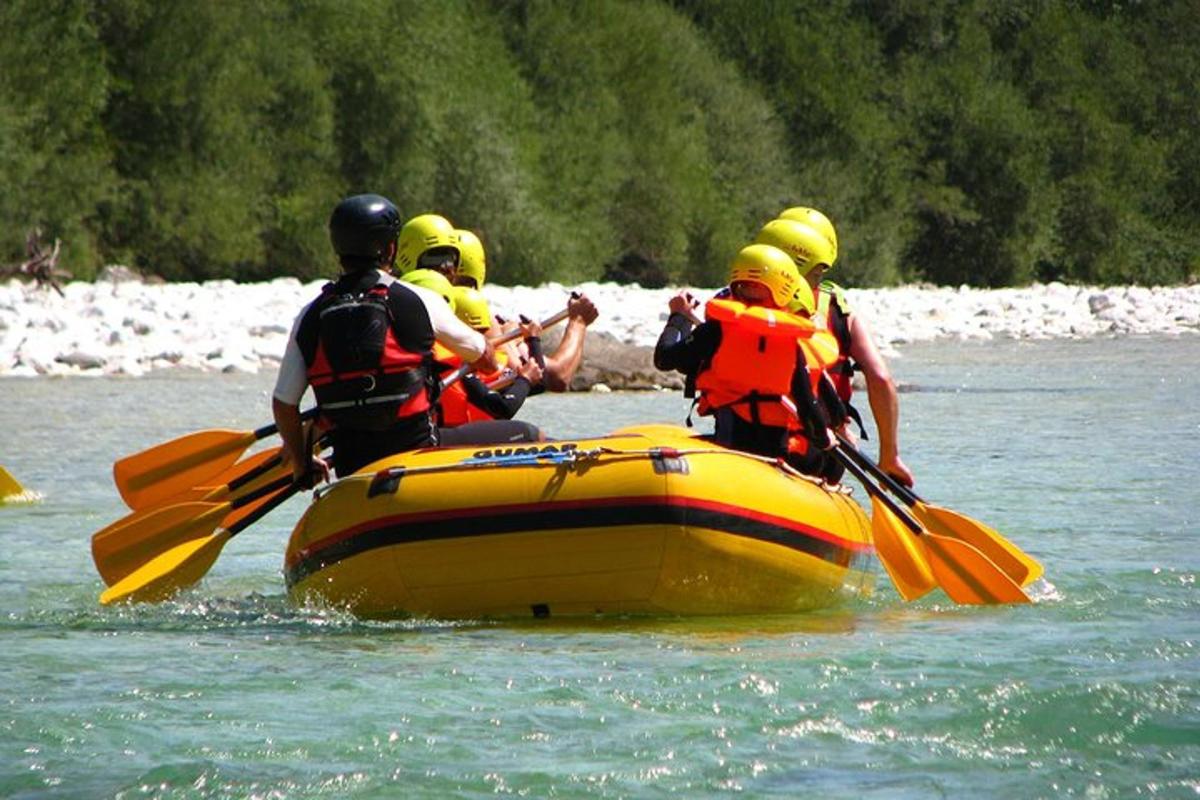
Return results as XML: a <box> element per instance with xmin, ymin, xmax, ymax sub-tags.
<box><xmin>285</xmin><ymin>496</ymin><xmax>866</xmax><ymax>586</ymax></box>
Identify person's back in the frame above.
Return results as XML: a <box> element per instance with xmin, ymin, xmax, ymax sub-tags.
<box><xmin>296</xmin><ymin>268</ymin><xmax>438</xmax><ymax>475</ymax></box>
<box><xmin>272</xmin><ymin>194</ymin><xmax>495</xmax><ymax>484</ymax></box>
<box><xmin>438</xmin><ymin>286</ymin><xmax>544</xmax><ymax>436</ymax></box>
<box><xmin>655</xmin><ymin>244</ymin><xmax>835</xmax><ymax>471</ymax></box>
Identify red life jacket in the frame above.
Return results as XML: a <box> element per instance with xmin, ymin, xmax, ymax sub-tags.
<box><xmin>305</xmin><ymin>283</ymin><xmax>432</xmax><ymax>431</ymax></box>
<box><xmin>695</xmin><ymin>299</ymin><xmax>835</xmax><ymax>429</ymax></box>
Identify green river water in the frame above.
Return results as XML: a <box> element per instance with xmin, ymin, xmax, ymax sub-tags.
<box><xmin>1</xmin><ymin>336</ymin><xmax>1197</xmax><ymax>798</ymax></box>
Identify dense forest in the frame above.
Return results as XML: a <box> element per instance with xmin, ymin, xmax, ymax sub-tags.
<box><xmin>2</xmin><ymin>0</ymin><xmax>1197</xmax><ymax>288</ymax></box>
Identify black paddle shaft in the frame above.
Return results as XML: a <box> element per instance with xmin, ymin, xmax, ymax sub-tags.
<box><xmin>228</xmin><ymin>474</ymin><xmax>294</xmax><ymax>510</ymax></box>
<box><xmin>831</xmin><ymin>447</ymin><xmax>923</xmax><ymax>534</ymax></box>
<box><xmin>251</xmin><ymin>406</ymin><xmax>319</xmax><ymax>441</ymax></box>
<box><xmin>835</xmin><ymin>433</ymin><xmax>922</xmax><ymax>506</ymax></box>
<box><xmin>226</xmin><ymin>483</ymin><xmax>301</xmax><ymax>536</ymax></box>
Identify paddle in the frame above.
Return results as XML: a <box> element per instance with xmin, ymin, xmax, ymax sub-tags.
<box><xmin>92</xmin><ymin>470</ymin><xmax>295</xmax><ymax>587</ymax></box>
<box><xmin>99</xmin><ymin>479</ymin><xmax>301</xmax><ymax>605</ymax></box>
<box><xmin>835</xmin><ymin>433</ymin><xmax>1043</xmax><ymax>587</ymax></box>
<box><xmin>93</xmin><ymin>446</ymin><xmax>296</xmax><ymax>577</ymax></box>
<box><xmin>1</xmin><ymin>465</ymin><xmax>38</xmax><ymax>504</ymax></box>
<box><xmin>113</xmin><ymin>408</ymin><xmax>318</xmax><ymax>510</ymax></box>
<box><xmin>831</xmin><ymin>447</ymin><xmax>1030</xmax><ymax>604</ymax></box>
<box><xmin>440</xmin><ymin>307</ymin><xmax>571</xmax><ymax>391</ymax></box>
<box><xmin>133</xmin><ymin>447</ymin><xmax>285</xmax><ymax>509</ymax></box>
<box><xmin>0</xmin><ymin>465</ymin><xmax>23</xmax><ymax>497</ymax></box>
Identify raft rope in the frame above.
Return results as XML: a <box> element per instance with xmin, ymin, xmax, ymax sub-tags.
<box><xmin>312</xmin><ymin>444</ymin><xmax>852</xmax><ymax>500</ymax></box>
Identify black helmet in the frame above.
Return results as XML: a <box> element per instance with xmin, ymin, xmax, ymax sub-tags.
<box><xmin>329</xmin><ymin>194</ymin><xmax>402</xmax><ymax>266</ymax></box>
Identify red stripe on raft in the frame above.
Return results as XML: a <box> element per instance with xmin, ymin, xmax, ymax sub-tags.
<box><xmin>287</xmin><ymin>493</ymin><xmax>867</xmax><ymax>569</ymax></box>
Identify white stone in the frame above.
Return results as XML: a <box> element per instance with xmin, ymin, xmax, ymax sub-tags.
<box><xmin>0</xmin><ymin>277</ymin><xmax>1196</xmax><ymax>376</ymax></box>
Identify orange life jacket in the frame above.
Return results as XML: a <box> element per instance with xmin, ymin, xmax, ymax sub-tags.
<box><xmin>695</xmin><ymin>299</ymin><xmax>835</xmax><ymax>429</ymax></box>
<box><xmin>433</xmin><ymin>343</ymin><xmax>510</xmax><ymax>427</ymax></box>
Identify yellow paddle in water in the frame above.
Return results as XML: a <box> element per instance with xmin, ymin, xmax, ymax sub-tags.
<box><xmin>835</xmin><ymin>433</ymin><xmax>1043</xmax><ymax>587</ymax></box>
<box><xmin>867</xmin><ymin>491</ymin><xmax>937</xmax><ymax>601</ymax></box>
<box><xmin>93</xmin><ymin>456</ymin><xmax>293</xmax><ymax>587</ymax></box>
<box><xmin>93</xmin><ymin>473</ymin><xmax>293</xmax><ymax>587</ymax></box>
<box><xmin>112</xmin><ymin>408</ymin><xmax>317</xmax><ymax>510</ymax></box>
<box><xmin>1</xmin><ymin>465</ymin><xmax>40</xmax><ymax>504</ymax></box>
<box><xmin>94</xmin><ymin>432</ymin><xmax>330</xmax><ymax>586</ymax></box>
<box><xmin>832</xmin><ymin>446</ymin><xmax>1030</xmax><ymax>605</ymax></box>
<box><xmin>136</xmin><ymin>447</ymin><xmax>284</xmax><ymax>509</ymax></box>
<box><xmin>100</xmin><ymin>478</ymin><xmax>301</xmax><ymax>605</ymax></box>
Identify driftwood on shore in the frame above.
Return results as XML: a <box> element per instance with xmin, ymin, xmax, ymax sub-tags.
<box><xmin>1</xmin><ymin>230</ymin><xmax>72</xmax><ymax>297</ymax></box>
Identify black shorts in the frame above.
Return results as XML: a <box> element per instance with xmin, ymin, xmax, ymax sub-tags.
<box><xmin>330</xmin><ymin>414</ymin><xmax>437</xmax><ymax>476</ymax></box>
<box><xmin>437</xmin><ymin>420</ymin><xmax>543</xmax><ymax>446</ymax></box>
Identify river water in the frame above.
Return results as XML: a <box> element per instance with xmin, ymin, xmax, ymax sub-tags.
<box><xmin>1</xmin><ymin>336</ymin><xmax>1197</xmax><ymax>798</ymax></box>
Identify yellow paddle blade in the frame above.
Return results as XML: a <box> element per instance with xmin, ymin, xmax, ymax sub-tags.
<box><xmin>91</xmin><ymin>502</ymin><xmax>227</xmax><ymax>586</ymax></box>
<box><xmin>144</xmin><ymin>450</ymin><xmax>289</xmax><ymax>513</ymax></box>
<box><xmin>137</xmin><ymin>447</ymin><xmax>283</xmax><ymax>510</ymax></box>
<box><xmin>114</xmin><ymin>429</ymin><xmax>257</xmax><ymax>510</ymax></box>
<box><xmin>1</xmin><ymin>465</ymin><xmax>25</xmax><ymax>496</ymax></box>
<box><xmin>922</xmin><ymin>534</ymin><xmax>1032</xmax><ymax>605</ymax></box>
<box><xmin>100</xmin><ymin>529</ymin><xmax>233</xmax><ymax>605</ymax></box>
<box><xmin>869</xmin><ymin>495</ymin><xmax>937</xmax><ymax>601</ymax></box>
<box><xmin>0</xmin><ymin>465</ymin><xmax>40</xmax><ymax>504</ymax></box>
<box><xmin>913</xmin><ymin>502</ymin><xmax>1044</xmax><ymax>587</ymax></box>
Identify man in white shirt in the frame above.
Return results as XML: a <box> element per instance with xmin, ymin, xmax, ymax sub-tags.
<box><xmin>272</xmin><ymin>194</ymin><xmax>496</xmax><ymax>483</ymax></box>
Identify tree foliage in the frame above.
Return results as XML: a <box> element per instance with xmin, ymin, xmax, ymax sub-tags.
<box><xmin>0</xmin><ymin>0</ymin><xmax>1195</xmax><ymax>286</ymax></box>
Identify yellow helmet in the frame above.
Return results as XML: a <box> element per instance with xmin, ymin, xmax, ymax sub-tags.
<box><xmin>401</xmin><ymin>268</ymin><xmax>457</xmax><ymax>312</ymax></box>
<box><xmin>454</xmin><ymin>229</ymin><xmax>487</xmax><ymax>288</ymax></box>
<box><xmin>728</xmin><ymin>244</ymin><xmax>803</xmax><ymax>308</ymax></box>
<box><xmin>786</xmin><ymin>279</ymin><xmax>817</xmax><ymax>316</ymax></box>
<box><xmin>754</xmin><ymin>219</ymin><xmax>835</xmax><ymax>277</ymax></box>
<box><xmin>778</xmin><ymin>206</ymin><xmax>838</xmax><ymax>265</ymax></box>
<box><xmin>452</xmin><ymin>286</ymin><xmax>492</xmax><ymax>330</ymax></box>
<box><xmin>396</xmin><ymin>213</ymin><xmax>458</xmax><ymax>274</ymax></box>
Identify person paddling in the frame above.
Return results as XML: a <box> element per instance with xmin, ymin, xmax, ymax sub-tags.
<box><xmin>396</xmin><ymin>213</ymin><xmax>462</xmax><ymax>280</ymax></box>
<box><xmin>452</xmin><ymin>229</ymin><xmax>486</xmax><ymax>289</ymax></box>
<box><xmin>435</xmin><ymin>287</ymin><xmax>546</xmax><ymax>445</ymax></box>
<box><xmin>272</xmin><ymin>194</ymin><xmax>497</xmax><ymax>483</ymax></box>
<box><xmin>654</xmin><ymin>244</ymin><xmax>839</xmax><ymax>478</ymax></box>
<box><xmin>450</xmin><ymin>222</ymin><xmax>599</xmax><ymax>393</ymax></box>
<box><xmin>774</xmin><ymin>206</ymin><xmax>915</xmax><ymax>487</ymax></box>
<box><xmin>400</xmin><ymin>270</ymin><xmax>544</xmax><ymax>444</ymax></box>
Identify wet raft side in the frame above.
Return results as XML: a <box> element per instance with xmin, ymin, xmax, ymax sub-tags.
<box><xmin>284</xmin><ymin>425</ymin><xmax>874</xmax><ymax>618</ymax></box>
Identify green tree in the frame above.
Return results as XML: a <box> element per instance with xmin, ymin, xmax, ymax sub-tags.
<box><xmin>896</xmin><ymin>5</ymin><xmax>1056</xmax><ymax>286</ymax></box>
<box><xmin>98</xmin><ymin>0</ymin><xmax>340</xmax><ymax>281</ymax></box>
<box><xmin>0</xmin><ymin>0</ymin><xmax>114</xmax><ymax>277</ymax></box>
<box><xmin>676</xmin><ymin>1</ymin><xmax>913</xmax><ymax>286</ymax></box>
<box><xmin>503</xmin><ymin>0</ymin><xmax>798</xmax><ymax>286</ymax></box>
<box><xmin>1</xmin><ymin>0</ymin><xmax>1196</xmax><ymax>286</ymax></box>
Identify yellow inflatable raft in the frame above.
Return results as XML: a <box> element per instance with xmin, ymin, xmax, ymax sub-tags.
<box><xmin>284</xmin><ymin>425</ymin><xmax>874</xmax><ymax>619</ymax></box>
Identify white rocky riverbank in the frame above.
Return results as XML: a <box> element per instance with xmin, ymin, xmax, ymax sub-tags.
<box><xmin>0</xmin><ymin>273</ymin><xmax>1196</xmax><ymax>378</ymax></box>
